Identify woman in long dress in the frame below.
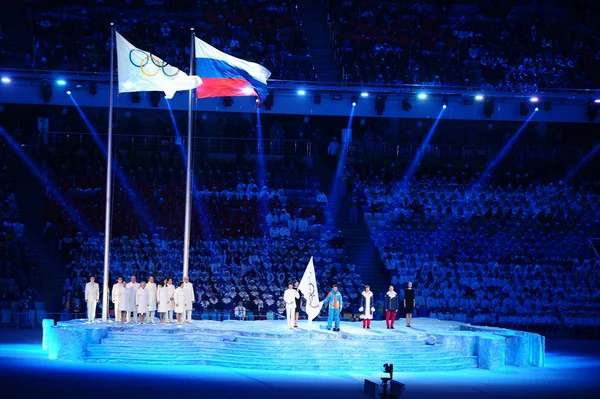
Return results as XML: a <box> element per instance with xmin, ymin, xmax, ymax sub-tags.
<box><xmin>404</xmin><ymin>281</ymin><xmax>416</xmax><ymax>327</ymax></box>
<box><xmin>120</xmin><ymin>281</ymin><xmax>130</xmax><ymax>324</ymax></box>
<box><xmin>167</xmin><ymin>278</ymin><xmax>176</xmax><ymax>323</ymax></box>
<box><xmin>146</xmin><ymin>276</ymin><xmax>157</xmax><ymax>324</ymax></box>
<box><xmin>157</xmin><ymin>278</ymin><xmax>169</xmax><ymax>323</ymax></box>
<box><xmin>136</xmin><ymin>281</ymin><xmax>149</xmax><ymax>324</ymax></box>
<box><xmin>174</xmin><ymin>281</ymin><xmax>187</xmax><ymax>325</ymax></box>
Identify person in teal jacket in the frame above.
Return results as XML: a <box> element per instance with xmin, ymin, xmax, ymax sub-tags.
<box><xmin>321</xmin><ymin>284</ymin><xmax>343</xmax><ymax>331</ymax></box>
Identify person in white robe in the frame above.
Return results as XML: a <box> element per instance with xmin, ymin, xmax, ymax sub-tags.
<box><xmin>111</xmin><ymin>277</ymin><xmax>124</xmax><ymax>322</ymax></box>
<box><xmin>359</xmin><ymin>285</ymin><xmax>375</xmax><ymax>329</ymax></box>
<box><xmin>126</xmin><ymin>276</ymin><xmax>140</xmax><ymax>323</ymax></box>
<box><xmin>283</xmin><ymin>282</ymin><xmax>299</xmax><ymax>329</ymax></box>
<box><xmin>157</xmin><ymin>278</ymin><xmax>170</xmax><ymax>323</ymax></box>
<box><xmin>119</xmin><ymin>281</ymin><xmax>130</xmax><ymax>324</ymax></box>
<box><xmin>167</xmin><ymin>278</ymin><xmax>175</xmax><ymax>323</ymax></box>
<box><xmin>183</xmin><ymin>276</ymin><xmax>195</xmax><ymax>323</ymax></box>
<box><xmin>85</xmin><ymin>276</ymin><xmax>99</xmax><ymax>323</ymax></box>
<box><xmin>136</xmin><ymin>281</ymin><xmax>149</xmax><ymax>324</ymax></box>
<box><xmin>146</xmin><ymin>276</ymin><xmax>157</xmax><ymax>324</ymax></box>
<box><xmin>174</xmin><ymin>282</ymin><xmax>187</xmax><ymax>325</ymax></box>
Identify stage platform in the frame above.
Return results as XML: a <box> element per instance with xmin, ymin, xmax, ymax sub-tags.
<box><xmin>43</xmin><ymin>318</ymin><xmax>544</xmax><ymax>372</ymax></box>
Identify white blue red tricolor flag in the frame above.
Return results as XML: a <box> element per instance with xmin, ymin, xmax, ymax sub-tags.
<box><xmin>194</xmin><ymin>37</ymin><xmax>271</xmax><ymax>102</ymax></box>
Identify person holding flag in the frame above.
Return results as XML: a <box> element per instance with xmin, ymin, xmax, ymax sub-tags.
<box><xmin>298</xmin><ymin>257</ymin><xmax>323</xmax><ymax>325</ymax></box>
<box><xmin>321</xmin><ymin>284</ymin><xmax>343</xmax><ymax>332</ymax></box>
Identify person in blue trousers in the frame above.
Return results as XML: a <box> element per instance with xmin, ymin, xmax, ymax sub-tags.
<box><xmin>321</xmin><ymin>284</ymin><xmax>343</xmax><ymax>331</ymax></box>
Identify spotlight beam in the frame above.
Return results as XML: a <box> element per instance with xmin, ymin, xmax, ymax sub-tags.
<box><xmin>477</xmin><ymin>110</ymin><xmax>537</xmax><ymax>185</ymax></box>
<box><xmin>564</xmin><ymin>141</ymin><xmax>600</xmax><ymax>182</ymax></box>
<box><xmin>69</xmin><ymin>95</ymin><xmax>155</xmax><ymax>232</ymax></box>
<box><xmin>403</xmin><ymin>108</ymin><xmax>446</xmax><ymax>182</ymax></box>
<box><xmin>0</xmin><ymin>126</ymin><xmax>91</xmax><ymax>234</ymax></box>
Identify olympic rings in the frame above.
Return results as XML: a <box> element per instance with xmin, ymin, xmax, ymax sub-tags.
<box><xmin>129</xmin><ymin>49</ymin><xmax>180</xmax><ymax>78</ymax></box>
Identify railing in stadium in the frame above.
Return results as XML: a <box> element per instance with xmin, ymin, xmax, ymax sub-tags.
<box><xmin>41</xmin><ymin>132</ymin><xmax>597</xmax><ymax>164</ymax></box>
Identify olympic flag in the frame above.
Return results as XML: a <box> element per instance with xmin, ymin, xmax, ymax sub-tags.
<box><xmin>116</xmin><ymin>32</ymin><xmax>202</xmax><ymax>99</ymax></box>
<box><xmin>194</xmin><ymin>37</ymin><xmax>271</xmax><ymax>101</ymax></box>
<box><xmin>298</xmin><ymin>257</ymin><xmax>323</xmax><ymax>324</ymax></box>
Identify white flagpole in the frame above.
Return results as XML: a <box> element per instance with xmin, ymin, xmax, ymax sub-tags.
<box><xmin>101</xmin><ymin>23</ymin><xmax>116</xmax><ymax>322</ymax></box>
<box><xmin>182</xmin><ymin>28</ymin><xmax>195</xmax><ymax>279</ymax></box>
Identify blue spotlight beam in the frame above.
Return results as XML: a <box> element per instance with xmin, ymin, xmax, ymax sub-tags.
<box><xmin>477</xmin><ymin>110</ymin><xmax>537</xmax><ymax>186</ymax></box>
<box><xmin>0</xmin><ymin>126</ymin><xmax>91</xmax><ymax>234</ymax></box>
<box><xmin>564</xmin><ymin>141</ymin><xmax>600</xmax><ymax>182</ymax></box>
<box><xmin>403</xmin><ymin>108</ymin><xmax>446</xmax><ymax>182</ymax></box>
<box><xmin>69</xmin><ymin>95</ymin><xmax>155</xmax><ymax>232</ymax></box>
<box><xmin>328</xmin><ymin>105</ymin><xmax>355</xmax><ymax>204</ymax></box>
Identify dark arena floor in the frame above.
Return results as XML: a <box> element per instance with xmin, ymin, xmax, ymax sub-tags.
<box><xmin>0</xmin><ymin>327</ymin><xmax>599</xmax><ymax>399</ymax></box>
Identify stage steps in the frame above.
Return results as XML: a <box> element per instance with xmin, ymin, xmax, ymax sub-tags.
<box><xmin>84</xmin><ymin>327</ymin><xmax>478</xmax><ymax>371</ymax></box>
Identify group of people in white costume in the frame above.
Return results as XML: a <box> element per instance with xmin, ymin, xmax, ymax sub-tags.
<box><xmin>84</xmin><ymin>275</ymin><xmax>195</xmax><ymax>325</ymax></box>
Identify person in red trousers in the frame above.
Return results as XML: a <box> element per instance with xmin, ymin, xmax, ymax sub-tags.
<box><xmin>384</xmin><ymin>285</ymin><xmax>399</xmax><ymax>329</ymax></box>
<box><xmin>359</xmin><ymin>285</ymin><xmax>374</xmax><ymax>329</ymax></box>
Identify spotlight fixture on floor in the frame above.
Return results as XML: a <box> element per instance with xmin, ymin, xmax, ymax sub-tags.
<box><xmin>351</xmin><ymin>96</ymin><xmax>358</xmax><ymax>107</ymax></box>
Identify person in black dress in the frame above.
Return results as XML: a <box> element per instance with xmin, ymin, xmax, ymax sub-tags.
<box><xmin>404</xmin><ymin>282</ymin><xmax>415</xmax><ymax>327</ymax></box>
<box><xmin>293</xmin><ymin>280</ymin><xmax>302</xmax><ymax>327</ymax></box>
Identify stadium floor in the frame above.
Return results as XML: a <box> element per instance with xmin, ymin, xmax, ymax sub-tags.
<box><xmin>0</xmin><ymin>327</ymin><xmax>598</xmax><ymax>399</ymax></box>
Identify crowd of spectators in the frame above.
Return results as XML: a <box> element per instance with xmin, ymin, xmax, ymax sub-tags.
<box><xmin>352</xmin><ymin>159</ymin><xmax>600</xmax><ymax>334</ymax></box>
<box><xmin>329</xmin><ymin>0</ymin><xmax>600</xmax><ymax>89</ymax></box>
<box><xmin>29</xmin><ymin>0</ymin><xmax>315</xmax><ymax>80</ymax></box>
<box><xmin>0</xmin><ymin>143</ymin><xmax>41</xmax><ymax>311</ymax></box>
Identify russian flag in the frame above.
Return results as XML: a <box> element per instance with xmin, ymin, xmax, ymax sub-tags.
<box><xmin>194</xmin><ymin>37</ymin><xmax>271</xmax><ymax>101</ymax></box>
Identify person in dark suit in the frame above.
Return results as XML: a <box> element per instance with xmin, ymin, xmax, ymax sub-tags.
<box><xmin>384</xmin><ymin>285</ymin><xmax>399</xmax><ymax>329</ymax></box>
<box><xmin>293</xmin><ymin>280</ymin><xmax>302</xmax><ymax>327</ymax></box>
<box><xmin>404</xmin><ymin>282</ymin><xmax>416</xmax><ymax>327</ymax></box>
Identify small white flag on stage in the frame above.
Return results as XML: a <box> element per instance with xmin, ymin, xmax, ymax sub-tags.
<box><xmin>115</xmin><ymin>31</ymin><xmax>202</xmax><ymax>99</ymax></box>
<box><xmin>298</xmin><ymin>256</ymin><xmax>323</xmax><ymax>324</ymax></box>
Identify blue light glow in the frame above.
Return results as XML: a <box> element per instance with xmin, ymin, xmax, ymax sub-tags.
<box><xmin>297</xmin><ymin>90</ymin><xmax>306</xmax><ymax>96</ymax></box>
<box><xmin>66</xmin><ymin>90</ymin><xmax>72</xmax><ymax>95</ymax></box>
<box><xmin>351</xmin><ymin>101</ymin><xmax>356</xmax><ymax>107</ymax></box>
<box><xmin>56</xmin><ymin>79</ymin><xmax>67</xmax><ymax>86</ymax></box>
<box><xmin>475</xmin><ymin>95</ymin><xmax>484</xmax><ymax>101</ymax></box>
<box><xmin>360</xmin><ymin>92</ymin><xmax>369</xmax><ymax>97</ymax></box>
<box><xmin>594</xmin><ymin>99</ymin><xmax>600</xmax><ymax>103</ymax></box>
<box><xmin>418</xmin><ymin>93</ymin><xmax>427</xmax><ymax>100</ymax></box>
<box><xmin>530</xmin><ymin>97</ymin><xmax>539</xmax><ymax>103</ymax></box>
<box><xmin>1</xmin><ymin>77</ymin><xmax>10</xmax><ymax>83</ymax></box>
<box><xmin>442</xmin><ymin>104</ymin><xmax>447</xmax><ymax>109</ymax></box>
<box><xmin>535</xmin><ymin>107</ymin><xmax>539</xmax><ymax>111</ymax></box>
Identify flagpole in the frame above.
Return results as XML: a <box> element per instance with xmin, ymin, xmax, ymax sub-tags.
<box><xmin>182</xmin><ymin>28</ymin><xmax>195</xmax><ymax>279</ymax></box>
<box><xmin>101</xmin><ymin>23</ymin><xmax>115</xmax><ymax>322</ymax></box>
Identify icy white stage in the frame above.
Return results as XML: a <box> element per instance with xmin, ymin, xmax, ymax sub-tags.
<box><xmin>43</xmin><ymin>318</ymin><xmax>544</xmax><ymax>372</ymax></box>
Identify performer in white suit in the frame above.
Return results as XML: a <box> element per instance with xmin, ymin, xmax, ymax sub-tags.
<box><xmin>359</xmin><ymin>285</ymin><xmax>375</xmax><ymax>329</ymax></box>
<box><xmin>119</xmin><ymin>280</ymin><xmax>130</xmax><ymax>324</ymax></box>
<box><xmin>157</xmin><ymin>278</ymin><xmax>169</xmax><ymax>323</ymax></box>
<box><xmin>111</xmin><ymin>277</ymin><xmax>124</xmax><ymax>322</ymax></box>
<box><xmin>136</xmin><ymin>281</ymin><xmax>149</xmax><ymax>324</ymax></box>
<box><xmin>85</xmin><ymin>276</ymin><xmax>100</xmax><ymax>322</ymax></box>
<box><xmin>183</xmin><ymin>276</ymin><xmax>195</xmax><ymax>323</ymax></box>
<box><xmin>174</xmin><ymin>282</ymin><xmax>187</xmax><ymax>325</ymax></box>
<box><xmin>126</xmin><ymin>276</ymin><xmax>140</xmax><ymax>323</ymax></box>
<box><xmin>146</xmin><ymin>276</ymin><xmax>157</xmax><ymax>324</ymax></box>
<box><xmin>283</xmin><ymin>282</ymin><xmax>300</xmax><ymax>329</ymax></box>
<box><xmin>167</xmin><ymin>278</ymin><xmax>175</xmax><ymax>323</ymax></box>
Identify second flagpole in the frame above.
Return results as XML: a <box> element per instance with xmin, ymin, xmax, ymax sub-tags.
<box><xmin>101</xmin><ymin>23</ymin><xmax>116</xmax><ymax>322</ymax></box>
<box><xmin>182</xmin><ymin>28</ymin><xmax>195</xmax><ymax>279</ymax></box>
